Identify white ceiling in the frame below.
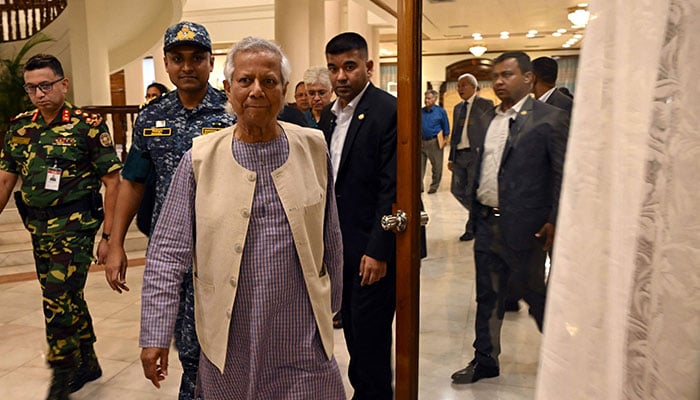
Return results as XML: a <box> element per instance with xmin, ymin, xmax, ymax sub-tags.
<box><xmin>182</xmin><ymin>0</ymin><xmax>588</xmax><ymax>57</ymax></box>
<box><xmin>367</xmin><ymin>0</ymin><xmax>588</xmax><ymax>56</ymax></box>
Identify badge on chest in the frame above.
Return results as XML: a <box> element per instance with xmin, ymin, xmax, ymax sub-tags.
<box><xmin>143</xmin><ymin>127</ymin><xmax>172</xmax><ymax>137</ymax></box>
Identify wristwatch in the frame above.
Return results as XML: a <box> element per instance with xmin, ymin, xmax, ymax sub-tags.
<box><xmin>101</xmin><ymin>232</ymin><xmax>110</xmax><ymax>241</ymax></box>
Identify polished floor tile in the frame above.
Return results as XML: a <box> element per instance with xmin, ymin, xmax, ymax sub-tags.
<box><xmin>0</xmin><ymin>170</ymin><xmax>542</xmax><ymax>399</ymax></box>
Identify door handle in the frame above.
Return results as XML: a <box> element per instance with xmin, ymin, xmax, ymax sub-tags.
<box><xmin>381</xmin><ymin>210</ymin><xmax>429</xmax><ymax>233</ymax></box>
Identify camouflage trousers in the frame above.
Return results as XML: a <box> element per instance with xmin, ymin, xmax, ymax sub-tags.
<box><xmin>174</xmin><ymin>268</ymin><xmax>201</xmax><ymax>400</ymax></box>
<box><xmin>31</xmin><ymin>229</ymin><xmax>97</xmax><ymax>368</ymax></box>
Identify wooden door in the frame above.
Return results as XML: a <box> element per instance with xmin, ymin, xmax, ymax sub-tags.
<box><xmin>394</xmin><ymin>1</ymin><xmax>422</xmax><ymax>399</ymax></box>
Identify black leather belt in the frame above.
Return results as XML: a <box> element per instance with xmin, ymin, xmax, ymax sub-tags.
<box><xmin>422</xmin><ymin>136</ymin><xmax>438</xmax><ymax>141</ymax></box>
<box><xmin>477</xmin><ymin>203</ymin><xmax>501</xmax><ymax>217</ymax></box>
<box><xmin>25</xmin><ymin>197</ymin><xmax>93</xmax><ymax>220</ymax></box>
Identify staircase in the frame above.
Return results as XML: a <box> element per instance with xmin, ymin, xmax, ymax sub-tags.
<box><xmin>0</xmin><ymin>203</ymin><xmax>148</xmax><ymax>280</ymax></box>
<box><xmin>0</xmin><ymin>0</ymin><xmax>67</xmax><ymax>43</ymax></box>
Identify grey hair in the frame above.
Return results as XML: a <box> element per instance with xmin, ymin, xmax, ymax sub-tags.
<box><xmin>458</xmin><ymin>73</ymin><xmax>478</xmax><ymax>88</ymax></box>
<box><xmin>425</xmin><ymin>89</ymin><xmax>439</xmax><ymax>98</ymax></box>
<box><xmin>303</xmin><ymin>66</ymin><xmax>331</xmax><ymax>89</ymax></box>
<box><xmin>224</xmin><ymin>37</ymin><xmax>291</xmax><ymax>85</ymax></box>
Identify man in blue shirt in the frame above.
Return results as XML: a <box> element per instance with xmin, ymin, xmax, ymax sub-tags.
<box><xmin>421</xmin><ymin>89</ymin><xmax>450</xmax><ymax>193</ymax></box>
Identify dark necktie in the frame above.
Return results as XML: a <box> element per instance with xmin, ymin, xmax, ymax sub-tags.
<box><xmin>456</xmin><ymin>101</ymin><xmax>468</xmax><ymax>146</ymax></box>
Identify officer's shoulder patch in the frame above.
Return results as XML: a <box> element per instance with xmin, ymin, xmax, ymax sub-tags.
<box><xmin>78</xmin><ymin>111</ymin><xmax>104</xmax><ymax>127</ymax></box>
<box><xmin>10</xmin><ymin>109</ymin><xmax>36</xmax><ymax>122</ymax></box>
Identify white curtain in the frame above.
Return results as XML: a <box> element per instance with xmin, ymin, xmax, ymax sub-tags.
<box><xmin>536</xmin><ymin>0</ymin><xmax>700</xmax><ymax>399</ymax></box>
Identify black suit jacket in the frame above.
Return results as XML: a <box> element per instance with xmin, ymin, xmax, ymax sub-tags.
<box><xmin>448</xmin><ymin>96</ymin><xmax>494</xmax><ymax>162</ymax></box>
<box><xmin>472</xmin><ymin>96</ymin><xmax>569</xmax><ymax>251</ymax></box>
<box><xmin>545</xmin><ymin>88</ymin><xmax>573</xmax><ymax>116</ymax></box>
<box><xmin>318</xmin><ymin>83</ymin><xmax>397</xmax><ymax>269</ymax></box>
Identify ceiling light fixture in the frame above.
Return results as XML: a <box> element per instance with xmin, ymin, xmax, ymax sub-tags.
<box><xmin>469</xmin><ymin>45</ymin><xmax>487</xmax><ymax>57</ymax></box>
<box><xmin>568</xmin><ymin>4</ymin><xmax>590</xmax><ymax>29</ymax></box>
<box><xmin>500</xmin><ymin>31</ymin><xmax>509</xmax><ymax>39</ymax></box>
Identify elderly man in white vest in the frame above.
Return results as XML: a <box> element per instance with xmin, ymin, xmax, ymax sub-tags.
<box><xmin>138</xmin><ymin>37</ymin><xmax>345</xmax><ymax>399</ymax></box>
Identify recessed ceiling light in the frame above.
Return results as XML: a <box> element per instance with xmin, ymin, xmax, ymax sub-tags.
<box><xmin>528</xmin><ymin>29</ymin><xmax>538</xmax><ymax>35</ymax></box>
<box><xmin>557</xmin><ymin>28</ymin><xmax>567</xmax><ymax>33</ymax></box>
<box><xmin>562</xmin><ymin>43</ymin><xmax>571</xmax><ymax>48</ymax></box>
<box><xmin>500</xmin><ymin>31</ymin><xmax>509</xmax><ymax>39</ymax></box>
<box><xmin>574</xmin><ymin>33</ymin><xmax>583</xmax><ymax>39</ymax></box>
<box><xmin>552</xmin><ymin>32</ymin><xmax>562</xmax><ymax>37</ymax></box>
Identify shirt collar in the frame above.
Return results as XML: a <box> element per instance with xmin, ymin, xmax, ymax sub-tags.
<box><xmin>538</xmin><ymin>87</ymin><xmax>557</xmax><ymax>102</ymax></box>
<box><xmin>496</xmin><ymin>94</ymin><xmax>529</xmax><ymax>117</ymax></box>
<box><xmin>331</xmin><ymin>82</ymin><xmax>370</xmax><ymax>117</ymax></box>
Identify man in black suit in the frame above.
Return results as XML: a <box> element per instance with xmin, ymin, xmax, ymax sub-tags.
<box><xmin>318</xmin><ymin>32</ymin><xmax>397</xmax><ymax>399</ymax></box>
<box><xmin>451</xmin><ymin>51</ymin><xmax>569</xmax><ymax>384</ymax></box>
<box><xmin>532</xmin><ymin>56</ymin><xmax>574</xmax><ymax>116</ymax></box>
<box><xmin>447</xmin><ymin>73</ymin><xmax>494</xmax><ymax>241</ymax></box>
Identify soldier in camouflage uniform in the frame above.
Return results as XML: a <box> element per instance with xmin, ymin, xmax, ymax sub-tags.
<box><xmin>0</xmin><ymin>54</ymin><xmax>121</xmax><ymax>400</ymax></box>
<box><xmin>105</xmin><ymin>21</ymin><xmax>234</xmax><ymax>400</ymax></box>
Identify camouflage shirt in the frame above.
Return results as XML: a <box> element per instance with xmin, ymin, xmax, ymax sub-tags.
<box><xmin>121</xmin><ymin>85</ymin><xmax>234</xmax><ymax>232</ymax></box>
<box><xmin>0</xmin><ymin>102</ymin><xmax>122</xmax><ymax>233</ymax></box>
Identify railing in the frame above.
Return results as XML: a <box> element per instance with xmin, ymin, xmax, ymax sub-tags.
<box><xmin>82</xmin><ymin>105</ymin><xmax>140</xmax><ymax>162</ymax></box>
<box><xmin>0</xmin><ymin>0</ymin><xmax>67</xmax><ymax>43</ymax></box>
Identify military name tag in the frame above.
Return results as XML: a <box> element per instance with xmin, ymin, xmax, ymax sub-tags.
<box><xmin>201</xmin><ymin>127</ymin><xmax>223</xmax><ymax>135</ymax></box>
<box><xmin>10</xmin><ymin>136</ymin><xmax>31</xmax><ymax>145</ymax></box>
<box><xmin>143</xmin><ymin>127</ymin><xmax>172</xmax><ymax>137</ymax></box>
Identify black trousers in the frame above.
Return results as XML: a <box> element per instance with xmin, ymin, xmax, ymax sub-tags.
<box><xmin>342</xmin><ymin>260</ymin><xmax>396</xmax><ymax>400</ymax></box>
<box><xmin>472</xmin><ymin>209</ymin><xmax>546</xmax><ymax>366</ymax></box>
<box><xmin>450</xmin><ymin>148</ymin><xmax>475</xmax><ymax>234</ymax></box>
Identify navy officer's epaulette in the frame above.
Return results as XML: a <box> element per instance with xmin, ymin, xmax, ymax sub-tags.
<box><xmin>10</xmin><ymin>109</ymin><xmax>37</xmax><ymax>122</ymax></box>
<box><xmin>139</xmin><ymin>93</ymin><xmax>166</xmax><ymax>111</ymax></box>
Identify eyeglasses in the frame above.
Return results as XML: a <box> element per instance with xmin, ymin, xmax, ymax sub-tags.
<box><xmin>23</xmin><ymin>77</ymin><xmax>64</xmax><ymax>94</ymax></box>
<box><xmin>307</xmin><ymin>90</ymin><xmax>328</xmax><ymax>98</ymax></box>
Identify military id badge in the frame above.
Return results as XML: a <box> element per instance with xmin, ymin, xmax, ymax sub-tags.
<box><xmin>45</xmin><ymin>167</ymin><xmax>62</xmax><ymax>191</ymax></box>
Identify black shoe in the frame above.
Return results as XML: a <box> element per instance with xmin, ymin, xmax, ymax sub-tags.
<box><xmin>70</xmin><ymin>361</ymin><xmax>102</xmax><ymax>393</ymax></box>
<box><xmin>459</xmin><ymin>232</ymin><xmax>474</xmax><ymax>241</ymax></box>
<box><xmin>70</xmin><ymin>346</ymin><xmax>102</xmax><ymax>393</ymax></box>
<box><xmin>427</xmin><ymin>188</ymin><xmax>437</xmax><ymax>194</ymax></box>
<box><xmin>451</xmin><ymin>359</ymin><xmax>499</xmax><ymax>384</ymax></box>
<box><xmin>48</xmin><ymin>367</ymin><xmax>73</xmax><ymax>400</ymax></box>
<box><xmin>504</xmin><ymin>300</ymin><xmax>521</xmax><ymax>312</ymax></box>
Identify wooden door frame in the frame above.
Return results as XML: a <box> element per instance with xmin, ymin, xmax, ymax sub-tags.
<box><xmin>394</xmin><ymin>1</ymin><xmax>421</xmax><ymax>399</ymax></box>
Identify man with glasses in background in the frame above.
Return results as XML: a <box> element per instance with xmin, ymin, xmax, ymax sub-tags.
<box><xmin>0</xmin><ymin>53</ymin><xmax>122</xmax><ymax>400</ymax></box>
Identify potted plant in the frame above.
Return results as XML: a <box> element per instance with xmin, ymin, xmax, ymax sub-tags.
<box><xmin>0</xmin><ymin>33</ymin><xmax>53</xmax><ymax>140</ymax></box>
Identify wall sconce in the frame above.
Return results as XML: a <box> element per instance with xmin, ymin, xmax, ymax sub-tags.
<box><xmin>469</xmin><ymin>45</ymin><xmax>487</xmax><ymax>57</ymax></box>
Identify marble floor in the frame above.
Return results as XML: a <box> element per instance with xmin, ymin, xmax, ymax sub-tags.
<box><xmin>0</xmin><ymin>172</ymin><xmax>542</xmax><ymax>399</ymax></box>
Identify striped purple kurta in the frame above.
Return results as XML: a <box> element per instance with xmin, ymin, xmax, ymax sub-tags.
<box><xmin>140</xmin><ymin>131</ymin><xmax>345</xmax><ymax>400</ymax></box>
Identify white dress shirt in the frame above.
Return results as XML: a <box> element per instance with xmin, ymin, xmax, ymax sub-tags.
<box><xmin>456</xmin><ymin>93</ymin><xmax>477</xmax><ymax>150</ymax></box>
<box><xmin>476</xmin><ymin>95</ymin><xmax>529</xmax><ymax>207</ymax></box>
<box><xmin>329</xmin><ymin>82</ymin><xmax>370</xmax><ymax>179</ymax></box>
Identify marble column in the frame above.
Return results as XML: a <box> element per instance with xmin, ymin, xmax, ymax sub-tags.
<box><xmin>65</xmin><ymin>0</ymin><xmax>111</xmax><ymax>106</ymax></box>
